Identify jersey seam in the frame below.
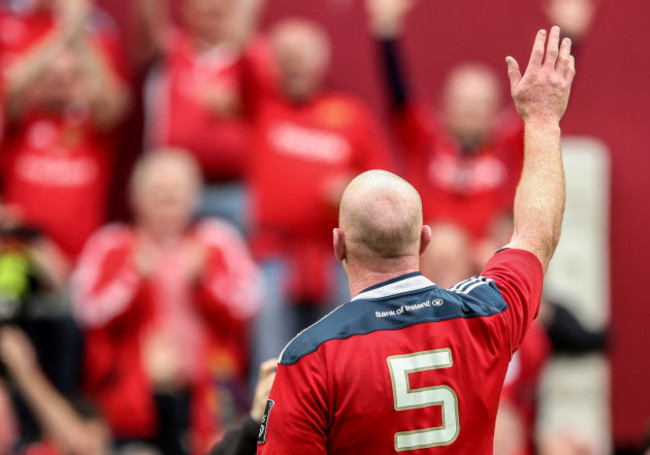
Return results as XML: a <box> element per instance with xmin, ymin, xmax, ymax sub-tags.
<box><xmin>281</xmin><ymin>310</ymin><xmax>508</xmax><ymax>366</ymax></box>
<box><xmin>487</xmin><ymin>279</ymin><xmax>514</xmax><ymax>359</ymax></box>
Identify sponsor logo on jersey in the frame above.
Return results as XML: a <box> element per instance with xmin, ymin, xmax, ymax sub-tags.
<box><xmin>269</xmin><ymin>121</ymin><xmax>351</xmax><ymax>163</ymax></box>
<box><xmin>375</xmin><ymin>299</ymin><xmax>445</xmax><ymax>318</ymax></box>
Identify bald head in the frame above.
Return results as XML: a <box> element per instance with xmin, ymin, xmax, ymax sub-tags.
<box><xmin>339</xmin><ymin>171</ymin><xmax>424</xmax><ymax>260</ymax></box>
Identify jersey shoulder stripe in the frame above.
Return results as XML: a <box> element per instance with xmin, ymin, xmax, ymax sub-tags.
<box><xmin>279</xmin><ymin>273</ymin><xmax>507</xmax><ymax>366</ymax></box>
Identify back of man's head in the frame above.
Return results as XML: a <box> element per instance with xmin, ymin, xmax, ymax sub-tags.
<box><xmin>339</xmin><ymin>170</ymin><xmax>423</xmax><ymax>262</ymax></box>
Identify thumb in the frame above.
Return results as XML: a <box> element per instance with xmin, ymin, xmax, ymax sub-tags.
<box><xmin>505</xmin><ymin>56</ymin><xmax>522</xmax><ymax>90</ymax></box>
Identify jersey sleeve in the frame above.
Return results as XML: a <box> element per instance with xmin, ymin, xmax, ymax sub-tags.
<box><xmin>480</xmin><ymin>248</ymin><xmax>544</xmax><ymax>355</ymax></box>
<box><xmin>257</xmin><ymin>355</ymin><xmax>328</xmax><ymax>455</ymax></box>
<box><xmin>70</xmin><ymin>225</ymin><xmax>142</xmax><ymax>329</ymax></box>
<box><xmin>194</xmin><ymin>219</ymin><xmax>264</xmax><ymax>322</ymax></box>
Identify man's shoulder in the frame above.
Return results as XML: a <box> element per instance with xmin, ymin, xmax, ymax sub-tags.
<box><xmin>278</xmin><ymin>301</ymin><xmax>359</xmax><ymax>367</ymax></box>
<box><xmin>279</xmin><ymin>278</ymin><xmax>509</xmax><ymax>367</ymax></box>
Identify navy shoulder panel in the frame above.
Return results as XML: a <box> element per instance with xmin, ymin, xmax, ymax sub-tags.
<box><xmin>279</xmin><ymin>277</ymin><xmax>507</xmax><ymax>366</ymax></box>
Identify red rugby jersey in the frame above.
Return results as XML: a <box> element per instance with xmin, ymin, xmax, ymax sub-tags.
<box><xmin>394</xmin><ymin>104</ymin><xmax>524</xmax><ymax>239</ymax></box>
<box><xmin>258</xmin><ymin>248</ymin><xmax>543</xmax><ymax>454</ymax></box>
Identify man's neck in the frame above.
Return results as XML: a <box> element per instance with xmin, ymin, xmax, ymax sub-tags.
<box><xmin>345</xmin><ymin>258</ymin><xmax>420</xmax><ymax>299</ymax></box>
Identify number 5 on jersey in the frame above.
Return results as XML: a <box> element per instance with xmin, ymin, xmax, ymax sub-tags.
<box><xmin>387</xmin><ymin>349</ymin><xmax>460</xmax><ymax>451</ymax></box>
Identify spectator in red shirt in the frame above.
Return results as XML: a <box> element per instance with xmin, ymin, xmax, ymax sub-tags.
<box><xmin>71</xmin><ymin>151</ymin><xmax>263</xmax><ymax>455</ymax></box>
<box><xmin>0</xmin><ymin>0</ymin><xmax>129</xmax><ymax>268</ymax></box>
<box><xmin>136</xmin><ymin>0</ymin><xmax>265</xmax><ymax>233</ymax></box>
<box><xmin>365</xmin><ymin>0</ymin><xmax>596</xmax><ymax>246</ymax></box>
<box><xmin>366</xmin><ymin>0</ymin><xmax>524</xmax><ymax>243</ymax></box>
<box><xmin>234</xmin><ymin>7</ymin><xmax>396</xmax><ymax>372</ymax></box>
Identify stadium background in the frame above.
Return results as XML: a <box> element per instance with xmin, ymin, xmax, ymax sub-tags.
<box><xmin>52</xmin><ymin>0</ymin><xmax>650</xmax><ymax>450</ymax></box>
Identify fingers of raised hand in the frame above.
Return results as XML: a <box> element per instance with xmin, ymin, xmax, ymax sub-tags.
<box><xmin>544</xmin><ymin>25</ymin><xmax>562</xmax><ymax>68</ymax></box>
<box><xmin>528</xmin><ymin>29</ymin><xmax>548</xmax><ymax>68</ymax></box>
<box><xmin>556</xmin><ymin>37</ymin><xmax>574</xmax><ymax>79</ymax></box>
<box><xmin>568</xmin><ymin>55</ymin><xmax>576</xmax><ymax>79</ymax></box>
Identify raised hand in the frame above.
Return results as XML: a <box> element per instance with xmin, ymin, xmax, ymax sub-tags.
<box><xmin>505</xmin><ymin>26</ymin><xmax>576</xmax><ymax>124</ymax></box>
<box><xmin>365</xmin><ymin>0</ymin><xmax>418</xmax><ymax>37</ymax></box>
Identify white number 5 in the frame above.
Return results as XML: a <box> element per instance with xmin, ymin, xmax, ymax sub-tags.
<box><xmin>387</xmin><ymin>349</ymin><xmax>460</xmax><ymax>451</ymax></box>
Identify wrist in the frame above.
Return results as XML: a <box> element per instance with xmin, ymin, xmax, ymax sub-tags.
<box><xmin>523</xmin><ymin>116</ymin><xmax>561</xmax><ymax>132</ymax></box>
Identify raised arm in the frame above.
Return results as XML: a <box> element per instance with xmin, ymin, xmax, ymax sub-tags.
<box><xmin>227</xmin><ymin>0</ymin><xmax>266</xmax><ymax>50</ymax></box>
<box><xmin>72</xmin><ymin>35</ymin><xmax>130</xmax><ymax>130</ymax></box>
<box><xmin>365</xmin><ymin>0</ymin><xmax>417</xmax><ymax>112</ymax></box>
<box><xmin>505</xmin><ymin>26</ymin><xmax>576</xmax><ymax>272</ymax></box>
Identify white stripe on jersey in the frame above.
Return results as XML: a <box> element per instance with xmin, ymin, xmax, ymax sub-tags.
<box><xmin>448</xmin><ymin>277</ymin><xmax>479</xmax><ymax>293</ymax></box>
<box><xmin>448</xmin><ymin>277</ymin><xmax>494</xmax><ymax>295</ymax></box>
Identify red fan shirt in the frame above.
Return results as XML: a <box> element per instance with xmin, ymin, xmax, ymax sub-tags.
<box><xmin>1</xmin><ymin>111</ymin><xmax>113</xmax><ymax>261</ymax></box>
<box><xmin>71</xmin><ymin>220</ymin><xmax>263</xmax><ymax>454</ymax></box>
<box><xmin>394</xmin><ymin>104</ymin><xmax>524</xmax><ymax>238</ymax></box>
<box><xmin>258</xmin><ymin>248</ymin><xmax>543</xmax><ymax>454</ymax></box>
<box><xmin>0</xmin><ymin>6</ymin><xmax>127</xmax><ymax>261</ymax></box>
<box><xmin>146</xmin><ymin>30</ymin><xmax>255</xmax><ymax>181</ymax></box>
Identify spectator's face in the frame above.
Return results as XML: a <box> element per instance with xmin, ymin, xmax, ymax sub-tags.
<box><xmin>442</xmin><ymin>66</ymin><xmax>502</xmax><ymax>147</ymax></box>
<box><xmin>271</xmin><ymin>22</ymin><xmax>330</xmax><ymax>102</ymax></box>
<box><xmin>36</xmin><ymin>48</ymin><xmax>86</xmax><ymax>110</ymax></box>
<box><xmin>183</xmin><ymin>0</ymin><xmax>232</xmax><ymax>44</ymax></box>
<box><xmin>133</xmin><ymin>162</ymin><xmax>199</xmax><ymax>239</ymax></box>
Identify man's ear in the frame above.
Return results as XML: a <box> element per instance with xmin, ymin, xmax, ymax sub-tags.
<box><xmin>333</xmin><ymin>228</ymin><xmax>346</xmax><ymax>262</ymax></box>
<box><xmin>419</xmin><ymin>225</ymin><xmax>432</xmax><ymax>256</ymax></box>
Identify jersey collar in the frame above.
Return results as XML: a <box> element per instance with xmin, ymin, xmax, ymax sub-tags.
<box><xmin>351</xmin><ymin>272</ymin><xmax>436</xmax><ymax>302</ymax></box>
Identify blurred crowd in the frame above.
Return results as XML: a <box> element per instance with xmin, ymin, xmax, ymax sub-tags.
<box><xmin>0</xmin><ymin>0</ymin><xmax>622</xmax><ymax>454</ymax></box>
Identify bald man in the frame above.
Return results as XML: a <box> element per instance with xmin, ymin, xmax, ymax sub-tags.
<box><xmin>257</xmin><ymin>26</ymin><xmax>575</xmax><ymax>454</ymax></box>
